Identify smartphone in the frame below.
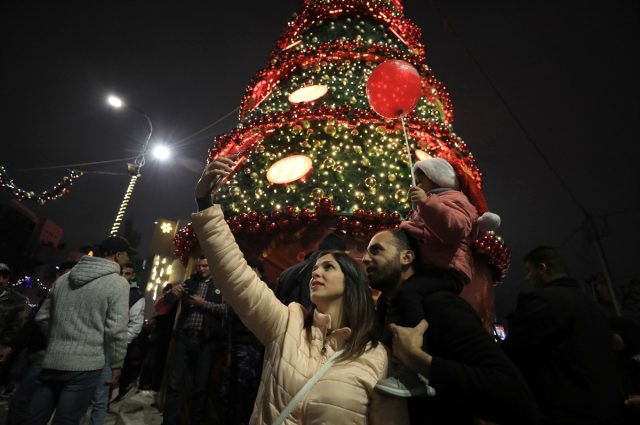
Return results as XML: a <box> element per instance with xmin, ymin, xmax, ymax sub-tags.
<box><xmin>493</xmin><ymin>323</ymin><xmax>508</xmax><ymax>341</ymax></box>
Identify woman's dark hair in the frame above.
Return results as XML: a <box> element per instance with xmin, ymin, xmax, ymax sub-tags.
<box><xmin>304</xmin><ymin>250</ymin><xmax>379</xmax><ymax>361</ymax></box>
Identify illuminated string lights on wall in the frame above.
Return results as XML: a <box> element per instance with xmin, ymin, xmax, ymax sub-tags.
<box><xmin>110</xmin><ymin>174</ymin><xmax>139</xmax><ymax>236</ymax></box>
<box><xmin>146</xmin><ymin>255</ymin><xmax>173</xmax><ymax>301</ymax></box>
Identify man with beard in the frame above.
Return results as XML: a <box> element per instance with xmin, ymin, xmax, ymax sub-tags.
<box><xmin>159</xmin><ymin>256</ymin><xmax>227</xmax><ymax>425</ymax></box>
<box><xmin>362</xmin><ymin>229</ymin><xmax>540</xmax><ymax>425</ymax></box>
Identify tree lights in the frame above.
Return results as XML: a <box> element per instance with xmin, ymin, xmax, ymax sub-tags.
<box><xmin>175</xmin><ymin>0</ymin><xmax>511</xmax><ymax>281</ymax></box>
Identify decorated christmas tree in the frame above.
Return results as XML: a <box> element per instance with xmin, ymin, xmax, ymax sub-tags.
<box><xmin>175</xmin><ymin>0</ymin><xmax>510</xmax><ymax>324</ymax></box>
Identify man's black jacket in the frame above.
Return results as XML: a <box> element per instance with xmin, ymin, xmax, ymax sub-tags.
<box><xmin>503</xmin><ymin>278</ymin><xmax>626</xmax><ymax>425</ymax></box>
<box><xmin>382</xmin><ymin>273</ymin><xmax>541</xmax><ymax>425</ymax></box>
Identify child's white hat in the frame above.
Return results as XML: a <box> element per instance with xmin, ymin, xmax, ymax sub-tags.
<box><xmin>413</xmin><ymin>157</ymin><xmax>460</xmax><ymax>190</ymax></box>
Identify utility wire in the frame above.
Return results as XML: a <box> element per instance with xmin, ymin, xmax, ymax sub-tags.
<box><xmin>10</xmin><ymin>156</ymin><xmax>138</xmax><ymax>172</ymax></box>
<box><xmin>428</xmin><ymin>0</ymin><xmax>588</xmax><ymax>215</ymax></box>
<box><xmin>9</xmin><ymin>105</ymin><xmax>239</xmax><ymax>173</ymax></box>
<box><xmin>174</xmin><ymin>106</ymin><xmax>239</xmax><ymax>147</ymax></box>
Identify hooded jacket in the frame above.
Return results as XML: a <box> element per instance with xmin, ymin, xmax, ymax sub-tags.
<box><xmin>400</xmin><ymin>189</ymin><xmax>478</xmax><ymax>284</ymax></box>
<box><xmin>192</xmin><ymin>205</ymin><xmax>408</xmax><ymax>425</ymax></box>
<box><xmin>36</xmin><ymin>255</ymin><xmax>129</xmax><ymax>371</ymax></box>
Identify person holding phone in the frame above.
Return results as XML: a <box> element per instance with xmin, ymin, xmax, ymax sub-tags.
<box><xmin>189</xmin><ymin>157</ymin><xmax>409</xmax><ymax>425</ymax></box>
<box><xmin>158</xmin><ymin>255</ymin><xmax>227</xmax><ymax>425</ymax></box>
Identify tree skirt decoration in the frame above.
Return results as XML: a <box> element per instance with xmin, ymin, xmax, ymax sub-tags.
<box><xmin>0</xmin><ymin>165</ymin><xmax>82</xmax><ymax>205</ymax></box>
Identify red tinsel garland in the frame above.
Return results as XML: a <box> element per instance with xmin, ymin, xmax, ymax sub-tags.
<box><xmin>239</xmin><ymin>41</ymin><xmax>453</xmax><ymax>122</ymax></box>
<box><xmin>173</xmin><ymin>197</ymin><xmax>511</xmax><ymax>282</ymax></box>
<box><xmin>209</xmin><ymin>105</ymin><xmax>482</xmax><ymax>188</ymax></box>
<box><xmin>0</xmin><ymin>165</ymin><xmax>83</xmax><ymax>205</ymax></box>
<box><xmin>274</xmin><ymin>0</ymin><xmax>423</xmax><ymax>55</ymax></box>
<box><xmin>474</xmin><ymin>232</ymin><xmax>512</xmax><ymax>283</ymax></box>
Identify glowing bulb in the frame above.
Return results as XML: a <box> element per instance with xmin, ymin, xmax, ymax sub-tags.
<box><xmin>152</xmin><ymin>145</ymin><xmax>171</xmax><ymax>161</ymax></box>
<box><xmin>107</xmin><ymin>95</ymin><xmax>123</xmax><ymax>108</ymax></box>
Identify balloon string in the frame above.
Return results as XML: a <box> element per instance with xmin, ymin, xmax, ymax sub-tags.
<box><xmin>400</xmin><ymin>115</ymin><xmax>416</xmax><ymax>186</ymax></box>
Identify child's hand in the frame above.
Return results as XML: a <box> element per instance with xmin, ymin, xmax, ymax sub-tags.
<box><xmin>409</xmin><ymin>186</ymin><xmax>428</xmax><ymax>204</ymax></box>
<box><xmin>195</xmin><ymin>157</ymin><xmax>237</xmax><ymax>198</ymax></box>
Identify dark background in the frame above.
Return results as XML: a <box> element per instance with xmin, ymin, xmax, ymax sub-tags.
<box><xmin>1</xmin><ymin>0</ymin><xmax>638</xmax><ymax>318</ymax></box>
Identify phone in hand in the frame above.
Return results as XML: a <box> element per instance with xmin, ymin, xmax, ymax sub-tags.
<box><xmin>492</xmin><ymin>322</ymin><xmax>508</xmax><ymax>341</ymax></box>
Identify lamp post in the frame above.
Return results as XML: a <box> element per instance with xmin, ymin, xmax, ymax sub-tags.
<box><xmin>107</xmin><ymin>95</ymin><xmax>154</xmax><ymax>236</ymax></box>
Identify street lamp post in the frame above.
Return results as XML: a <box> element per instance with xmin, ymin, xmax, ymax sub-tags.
<box><xmin>107</xmin><ymin>95</ymin><xmax>154</xmax><ymax>236</ymax></box>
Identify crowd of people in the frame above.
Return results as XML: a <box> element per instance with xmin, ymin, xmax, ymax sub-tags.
<box><xmin>0</xmin><ymin>155</ymin><xmax>638</xmax><ymax>425</ymax></box>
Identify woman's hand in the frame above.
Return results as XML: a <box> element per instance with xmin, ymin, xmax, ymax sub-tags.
<box><xmin>195</xmin><ymin>157</ymin><xmax>237</xmax><ymax>198</ymax></box>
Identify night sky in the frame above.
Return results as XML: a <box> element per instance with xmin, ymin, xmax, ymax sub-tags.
<box><xmin>2</xmin><ymin>0</ymin><xmax>638</xmax><ymax>318</ymax></box>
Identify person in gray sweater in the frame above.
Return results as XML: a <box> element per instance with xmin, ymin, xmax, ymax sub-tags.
<box><xmin>24</xmin><ymin>236</ymin><xmax>132</xmax><ymax>425</ymax></box>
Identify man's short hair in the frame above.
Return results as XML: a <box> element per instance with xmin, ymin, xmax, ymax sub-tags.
<box><xmin>388</xmin><ymin>228</ymin><xmax>419</xmax><ymax>255</ymax></box>
<box><xmin>318</xmin><ymin>232</ymin><xmax>347</xmax><ymax>252</ymax></box>
<box><xmin>198</xmin><ymin>255</ymin><xmax>207</xmax><ymax>261</ymax></box>
<box><xmin>123</xmin><ymin>262</ymin><xmax>136</xmax><ymax>270</ymax></box>
<box><xmin>524</xmin><ymin>246</ymin><xmax>568</xmax><ymax>275</ymax></box>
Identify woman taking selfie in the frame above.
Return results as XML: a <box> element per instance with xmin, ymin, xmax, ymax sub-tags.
<box><xmin>190</xmin><ymin>157</ymin><xmax>408</xmax><ymax>424</ymax></box>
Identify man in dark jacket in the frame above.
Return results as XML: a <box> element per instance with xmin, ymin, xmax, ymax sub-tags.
<box><xmin>0</xmin><ymin>262</ymin><xmax>29</xmax><ymax>395</ymax></box>
<box><xmin>502</xmin><ymin>246</ymin><xmax>626</xmax><ymax>425</ymax></box>
<box><xmin>160</xmin><ymin>255</ymin><xmax>227</xmax><ymax>425</ymax></box>
<box><xmin>362</xmin><ymin>229</ymin><xmax>540</xmax><ymax>425</ymax></box>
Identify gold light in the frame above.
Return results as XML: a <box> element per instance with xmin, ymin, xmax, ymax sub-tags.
<box><xmin>160</xmin><ymin>222</ymin><xmax>173</xmax><ymax>234</ymax></box>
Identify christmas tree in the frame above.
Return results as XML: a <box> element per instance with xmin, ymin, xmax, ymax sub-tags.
<box><xmin>175</xmin><ymin>0</ymin><xmax>509</xmax><ymax>323</ymax></box>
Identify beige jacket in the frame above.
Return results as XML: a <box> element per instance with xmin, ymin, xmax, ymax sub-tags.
<box><xmin>193</xmin><ymin>205</ymin><xmax>408</xmax><ymax>425</ymax></box>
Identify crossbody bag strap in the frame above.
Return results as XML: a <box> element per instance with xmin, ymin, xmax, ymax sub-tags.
<box><xmin>271</xmin><ymin>349</ymin><xmax>345</xmax><ymax>425</ymax></box>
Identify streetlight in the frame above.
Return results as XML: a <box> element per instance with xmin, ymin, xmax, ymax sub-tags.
<box><xmin>152</xmin><ymin>145</ymin><xmax>171</xmax><ymax>161</ymax></box>
<box><xmin>106</xmin><ymin>94</ymin><xmax>154</xmax><ymax>237</ymax></box>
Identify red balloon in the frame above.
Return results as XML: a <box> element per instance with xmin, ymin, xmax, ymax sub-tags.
<box><xmin>366</xmin><ymin>60</ymin><xmax>422</xmax><ymax>119</ymax></box>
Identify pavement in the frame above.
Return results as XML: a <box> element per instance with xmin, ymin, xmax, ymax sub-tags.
<box><xmin>0</xmin><ymin>387</ymin><xmax>164</xmax><ymax>425</ymax></box>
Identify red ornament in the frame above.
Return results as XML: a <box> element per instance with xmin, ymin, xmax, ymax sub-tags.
<box><xmin>279</xmin><ymin>219</ymin><xmax>290</xmax><ymax>230</ymax></box>
<box><xmin>390</xmin><ymin>212</ymin><xmax>401</xmax><ymax>221</ymax></box>
<box><xmin>271</xmin><ymin>210</ymin><xmax>282</xmax><ymax>220</ymax></box>
<box><xmin>364</xmin><ymin>210</ymin><xmax>375</xmax><ymax>221</ymax></box>
<box><xmin>249</xmin><ymin>222</ymin><xmax>261</xmax><ymax>233</ymax></box>
<box><xmin>366</xmin><ymin>60</ymin><xmax>422</xmax><ymax>119</ymax></box>
<box><xmin>318</xmin><ymin>197</ymin><xmax>332</xmax><ymax>208</ymax></box>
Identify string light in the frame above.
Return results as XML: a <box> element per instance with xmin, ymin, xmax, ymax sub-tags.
<box><xmin>110</xmin><ymin>174</ymin><xmax>139</xmax><ymax>236</ymax></box>
<box><xmin>0</xmin><ymin>166</ymin><xmax>82</xmax><ymax>205</ymax></box>
<box><xmin>174</xmin><ymin>0</ymin><xmax>509</xmax><ymax>280</ymax></box>
<box><xmin>147</xmin><ymin>255</ymin><xmax>174</xmax><ymax>300</ymax></box>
